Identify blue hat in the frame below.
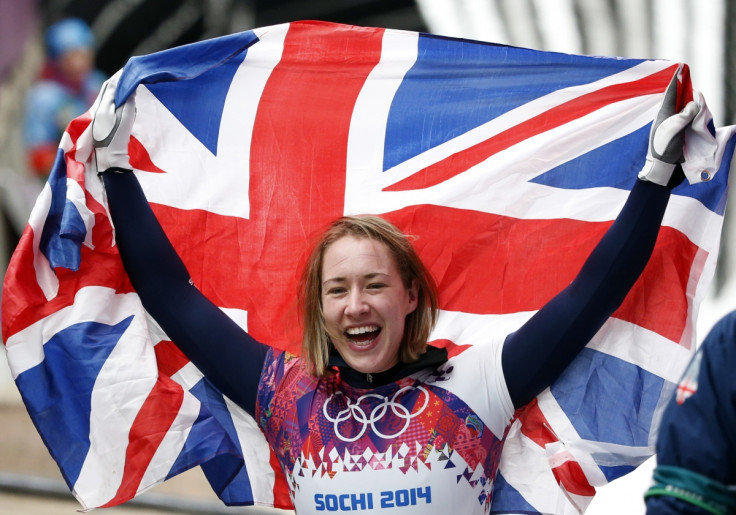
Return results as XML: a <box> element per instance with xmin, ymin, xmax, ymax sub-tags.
<box><xmin>45</xmin><ymin>18</ymin><xmax>95</xmax><ymax>59</ymax></box>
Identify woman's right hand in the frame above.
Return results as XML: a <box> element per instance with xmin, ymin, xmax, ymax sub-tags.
<box><xmin>91</xmin><ymin>70</ymin><xmax>136</xmax><ymax>173</ymax></box>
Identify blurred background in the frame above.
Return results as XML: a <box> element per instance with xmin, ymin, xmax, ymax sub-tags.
<box><xmin>0</xmin><ymin>0</ymin><xmax>734</xmax><ymax>513</ymax></box>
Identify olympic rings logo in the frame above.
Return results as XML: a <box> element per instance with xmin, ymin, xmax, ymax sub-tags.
<box><xmin>322</xmin><ymin>386</ymin><xmax>430</xmax><ymax>442</ymax></box>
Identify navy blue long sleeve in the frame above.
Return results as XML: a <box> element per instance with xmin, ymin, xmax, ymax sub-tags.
<box><xmin>102</xmin><ymin>171</ymin><xmax>268</xmax><ymax>416</ymax></box>
<box><xmin>502</xmin><ymin>178</ymin><xmax>671</xmax><ymax>408</ymax></box>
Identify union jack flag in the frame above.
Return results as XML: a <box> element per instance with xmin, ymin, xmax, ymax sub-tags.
<box><xmin>2</xmin><ymin>21</ymin><xmax>734</xmax><ymax>513</ymax></box>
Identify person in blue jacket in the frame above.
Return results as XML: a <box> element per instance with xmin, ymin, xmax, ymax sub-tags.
<box><xmin>24</xmin><ymin>18</ymin><xmax>106</xmax><ymax>177</ymax></box>
<box><xmin>645</xmin><ymin>311</ymin><xmax>736</xmax><ymax>515</ymax></box>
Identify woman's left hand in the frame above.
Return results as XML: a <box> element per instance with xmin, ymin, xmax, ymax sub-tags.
<box><xmin>639</xmin><ymin>75</ymin><xmax>699</xmax><ymax>188</ymax></box>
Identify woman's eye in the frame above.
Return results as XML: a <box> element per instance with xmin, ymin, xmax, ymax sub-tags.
<box><xmin>367</xmin><ymin>283</ymin><xmax>385</xmax><ymax>290</ymax></box>
<box><xmin>327</xmin><ymin>287</ymin><xmax>346</xmax><ymax>295</ymax></box>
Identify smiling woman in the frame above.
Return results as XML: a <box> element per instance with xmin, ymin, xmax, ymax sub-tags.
<box><xmin>93</xmin><ymin>63</ymin><xmax>700</xmax><ymax>514</ymax></box>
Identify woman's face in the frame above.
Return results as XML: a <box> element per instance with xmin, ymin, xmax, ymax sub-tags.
<box><xmin>321</xmin><ymin>235</ymin><xmax>418</xmax><ymax>374</ymax></box>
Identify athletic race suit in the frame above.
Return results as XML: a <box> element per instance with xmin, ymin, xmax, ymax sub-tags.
<box><xmin>103</xmin><ymin>170</ymin><xmax>671</xmax><ymax>513</ymax></box>
<box><xmin>258</xmin><ymin>339</ymin><xmax>511</xmax><ymax>513</ymax></box>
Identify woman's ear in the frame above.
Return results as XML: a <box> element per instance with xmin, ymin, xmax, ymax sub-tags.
<box><xmin>406</xmin><ymin>279</ymin><xmax>419</xmax><ymax>314</ymax></box>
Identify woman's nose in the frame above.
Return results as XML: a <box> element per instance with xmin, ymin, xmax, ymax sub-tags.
<box><xmin>345</xmin><ymin>290</ymin><xmax>369</xmax><ymax>316</ymax></box>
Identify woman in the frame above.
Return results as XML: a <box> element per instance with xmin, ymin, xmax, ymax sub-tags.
<box><xmin>92</xmin><ymin>74</ymin><xmax>698</xmax><ymax>513</ymax></box>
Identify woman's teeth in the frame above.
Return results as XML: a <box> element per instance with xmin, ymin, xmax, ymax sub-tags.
<box><xmin>346</xmin><ymin>326</ymin><xmax>380</xmax><ymax>343</ymax></box>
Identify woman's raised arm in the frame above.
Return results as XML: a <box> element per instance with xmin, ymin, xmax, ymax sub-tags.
<box><xmin>502</xmin><ymin>78</ymin><xmax>699</xmax><ymax>409</ymax></box>
<box><xmin>93</xmin><ymin>75</ymin><xmax>268</xmax><ymax>416</ymax></box>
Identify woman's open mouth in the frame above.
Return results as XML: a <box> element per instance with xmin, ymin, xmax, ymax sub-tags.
<box><xmin>345</xmin><ymin>325</ymin><xmax>381</xmax><ymax>346</ymax></box>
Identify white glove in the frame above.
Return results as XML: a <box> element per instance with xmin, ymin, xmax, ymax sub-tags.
<box><xmin>638</xmin><ymin>75</ymin><xmax>699</xmax><ymax>187</ymax></box>
<box><xmin>92</xmin><ymin>70</ymin><xmax>136</xmax><ymax>173</ymax></box>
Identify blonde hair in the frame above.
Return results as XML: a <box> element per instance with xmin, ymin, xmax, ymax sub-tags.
<box><xmin>298</xmin><ymin>215</ymin><xmax>439</xmax><ymax>376</ymax></box>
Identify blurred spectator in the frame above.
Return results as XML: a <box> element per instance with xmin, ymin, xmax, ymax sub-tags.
<box><xmin>23</xmin><ymin>17</ymin><xmax>105</xmax><ymax>178</ymax></box>
<box><xmin>645</xmin><ymin>310</ymin><xmax>736</xmax><ymax>514</ymax></box>
<box><xmin>0</xmin><ymin>1</ymin><xmax>42</xmax><ymax>282</ymax></box>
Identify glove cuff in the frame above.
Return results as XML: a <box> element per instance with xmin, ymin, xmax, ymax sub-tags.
<box><xmin>97</xmin><ymin>167</ymin><xmax>134</xmax><ymax>177</ymax></box>
<box><xmin>638</xmin><ymin>159</ymin><xmax>676</xmax><ymax>187</ymax></box>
